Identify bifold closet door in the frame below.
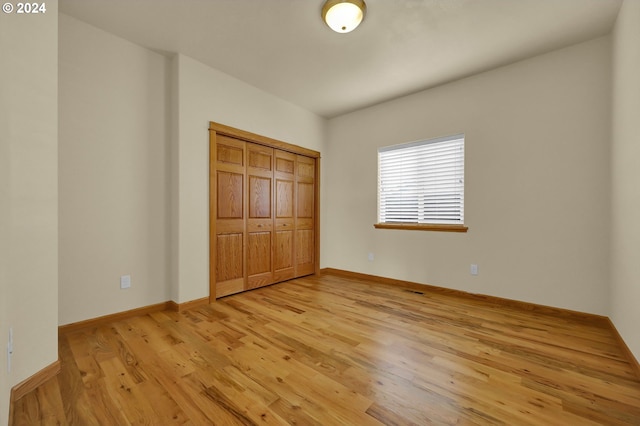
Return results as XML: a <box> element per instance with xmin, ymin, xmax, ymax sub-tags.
<box><xmin>246</xmin><ymin>143</ymin><xmax>275</xmax><ymax>289</ymax></box>
<box><xmin>213</xmin><ymin>135</ymin><xmax>246</xmax><ymax>298</ymax></box>
<box><xmin>210</xmin><ymin>121</ymin><xmax>320</xmax><ymax>300</ymax></box>
<box><xmin>295</xmin><ymin>154</ymin><xmax>315</xmax><ymax>276</ymax></box>
<box><xmin>274</xmin><ymin>150</ymin><xmax>296</xmax><ymax>282</ymax></box>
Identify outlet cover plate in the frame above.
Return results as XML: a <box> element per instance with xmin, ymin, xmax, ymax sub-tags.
<box><xmin>120</xmin><ymin>275</ymin><xmax>131</xmax><ymax>289</ymax></box>
<box><xmin>470</xmin><ymin>264</ymin><xmax>479</xmax><ymax>275</ymax></box>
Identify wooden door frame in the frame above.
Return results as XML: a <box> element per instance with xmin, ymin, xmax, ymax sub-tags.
<box><xmin>209</xmin><ymin>121</ymin><xmax>321</xmax><ymax>302</ymax></box>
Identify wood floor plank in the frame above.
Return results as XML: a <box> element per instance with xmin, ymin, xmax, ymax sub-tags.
<box><xmin>11</xmin><ymin>272</ymin><xmax>640</xmax><ymax>425</ymax></box>
<box><xmin>57</xmin><ymin>335</ymin><xmax>120</xmax><ymax>425</ymax></box>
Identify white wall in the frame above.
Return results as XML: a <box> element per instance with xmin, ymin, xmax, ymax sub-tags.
<box><xmin>611</xmin><ymin>0</ymin><xmax>640</xmax><ymax>360</ymax></box>
<box><xmin>324</xmin><ymin>37</ymin><xmax>612</xmax><ymax>315</ymax></box>
<box><xmin>172</xmin><ymin>54</ymin><xmax>326</xmax><ymax>302</ymax></box>
<box><xmin>0</xmin><ymin>144</ymin><xmax>7</xmax><ymax>424</ymax></box>
<box><xmin>0</xmin><ymin>2</ymin><xmax>59</xmax><ymax>423</ymax></box>
<box><xmin>58</xmin><ymin>16</ymin><xmax>325</xmax><ymax>322</ymax></box>
<box><xmin>0</xmin><ymin>53</ymin><xmax>9</xmax><ymax>422</ymax></box>
<box><xmin>58</xmin><ymin>14</ymin><xmax>171</xmax><ymax>325</ymax></box>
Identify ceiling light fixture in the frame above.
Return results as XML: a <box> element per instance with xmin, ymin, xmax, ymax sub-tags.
<box><xmin>321</xmin><ymin>0</ymin><xmax>366</xmax><ymax>34</ymax></box>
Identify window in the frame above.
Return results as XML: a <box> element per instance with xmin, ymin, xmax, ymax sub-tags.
<box><xmin>376</xmin><ymin>134</ymin><xmax>467</xmax><ymax>232</ymax></box>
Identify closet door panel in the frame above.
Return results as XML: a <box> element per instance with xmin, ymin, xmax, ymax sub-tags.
<box><xmin>295</xmin><ymin>155</ymin><xmax>315</xmax><ymax>277</ymax></box>
<box><xmin>274</xmin><ymin>231</ymin><xmax>293</xmax><ymax>270</ymax></box>
<box><xmin>217</xmin><ymin>141</ymin><xmax>244</xmax><ymax>166</ymax></box>
<box><xmin>217</xmin><ymin>172</ymin><xmax>243</xmax><ymax>218</ymax></box>
<box><xmin>216</xmin><ymin>233</ymin><xmax>244</xmax><ymax>296</ymax></box>
<box><xmin>247</xmin><ymin>231</ymin><xmax>272</xmax><ymax>289</ymax></box>
<box><xmin>295</xmin><ymin>229</ymin><xmax>314</xmax><ymax>269</ymax></box>
<box><xmin>297</xmin><ymin>182</ymin><xmax>314</xmax><ymax>219</ymax></box>
<box><xmin>276</xmin><ymin>180</ymin><xmax>293</xmax><ymax>217</ymax></box>
<box><xmin>274</xmin><ymin>150</ymin><xmax>296</xmax><ymax>282</ymax></box>
<box><xmin>213</xmin><ymin>135</ymin><xmax>246</xmax><ymax>298</ymax></box>
<box><xmin>249</xmin><ymin>176</ymin><xmax>271</xmax><ymax>218</ymax></box>
<box><xmin>246</xmin><ymin>143</ymin><xmax>275</xmax><ymax>289</ymax></box>
<box><xmin>216</xmin><ymin>233</ymin><xmax>243</xmax><ymax>281</ymax></box>
<box><xmin>295</xmin><ymin>227</ymin><xmax>315</xmax><ymax>276</ymax></box>
<box><xmin>297</xmin><ymin>160</ymin><xmax>315</xmax><ymax>180</ymax></box>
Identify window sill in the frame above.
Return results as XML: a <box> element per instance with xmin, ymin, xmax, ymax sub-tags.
<box><xmin>374</xmin><ymin>223</ymin><xmax>468</xmax><ymax>233</ymax></box>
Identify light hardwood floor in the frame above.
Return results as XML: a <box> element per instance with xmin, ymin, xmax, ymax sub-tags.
<box><xmin>11</xmin><ymin>272</ymin><xmax>640</xmax><ymax>425</ymax></box>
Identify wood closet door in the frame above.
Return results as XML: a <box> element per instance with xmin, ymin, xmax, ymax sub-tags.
<box><xmin>274</xmin><ymin>151</ymin><xmax>296</xmax><ymax>282</ymax></box>
<box><xmin>296</xmin><ymin>155</ymin><xmax>315</xmax><ymax>276</ymax></box>
<box><xmin>213</xmin><ymin>136</ymin><xmax>246</xmax><ymax>298</ymax></box>
<box><xmin>210</xmin><ymin>121</ymin><xmax>320</xmax><ymax>300</ymax></box>
<box><xmin>246</xmin><ymin>143</ymin><xmax>275</xmax><ymax>289</ymax></box>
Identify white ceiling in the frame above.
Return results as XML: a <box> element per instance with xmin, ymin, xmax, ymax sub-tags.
<box><xmin>59</xmin><ymin>0</ymin><xmax>622</xmax><ymax>118</ymax></box>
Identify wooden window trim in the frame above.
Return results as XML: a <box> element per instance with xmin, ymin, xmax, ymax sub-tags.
<box><xmin>374</xmin><ymin>223</ymin><xmax>468</xmax><ymax>233</ymax></box>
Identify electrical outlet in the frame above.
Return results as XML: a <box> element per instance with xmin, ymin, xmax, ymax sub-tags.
<box><xmin>368</xmin><ymin>252</ymin><xmax>374</xmax><ymax>262</ymax></box>
<box><xmin>120</xmin><ymin>275</ymin><xmax>131</xmax><ymax>289</ymax></box>
<box><xmin>470</xmin><ymin>264</ymin><xmax>479</xmax><ymax>275</ymax></box>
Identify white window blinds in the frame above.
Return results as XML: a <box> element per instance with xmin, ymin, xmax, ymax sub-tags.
<box><xmin>378</xmin><ymin>134</ymin><xmax>465</xmax><ymax>225</ymax></box>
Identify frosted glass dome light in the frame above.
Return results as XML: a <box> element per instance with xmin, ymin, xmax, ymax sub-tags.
<box><xmin>322</xmin><ymin>0</ymin><xmax>366</xmax><ymax>33</ymax></box>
